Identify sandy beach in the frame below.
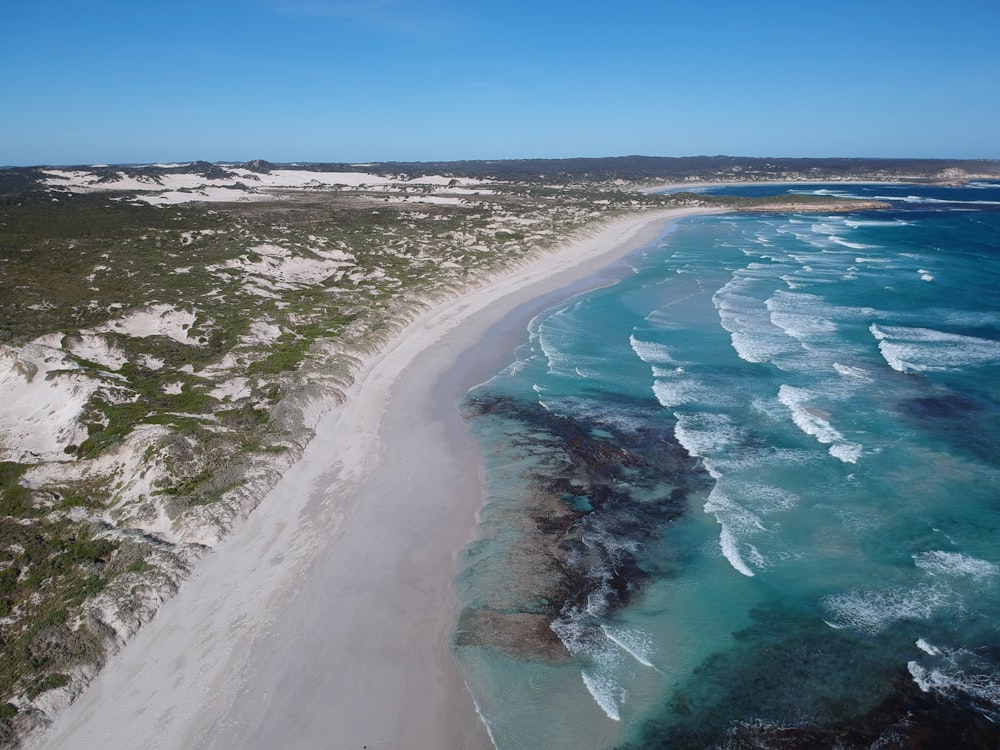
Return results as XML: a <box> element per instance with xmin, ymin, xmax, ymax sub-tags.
<box><xmin>30</xmin><ymin>207</ymin><xmax>718</xmax><ymax>750</ymax></box>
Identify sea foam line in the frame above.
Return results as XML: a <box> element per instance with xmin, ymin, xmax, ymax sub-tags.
<box><xmin>581</xmin><ymin>669</ymin><xmax>622</xmax><ymax>722</ymax></box>
<box><xmin>601</xmin><ymin>624</ymin><xmax>659</xmax><ymax>670</ymax></box>
<box><xmin>719</xmin><ymin>525</ymin><xmax>755</xmax><ymax>577</ymax></box>
<box><xmin>465</xmin><ymin>682</ymin><xmax>500</xmax><ymax>750</ymax></box>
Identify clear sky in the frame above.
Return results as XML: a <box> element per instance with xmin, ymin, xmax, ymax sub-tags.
<box><xmin>2</xmin><ymin>0</ymin><xmax>998</xmax><ymax>166</ymax></box>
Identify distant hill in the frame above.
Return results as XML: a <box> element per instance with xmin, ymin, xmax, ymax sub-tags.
<box><xmin>362</xmin><ymin>155</ymin><xmax>1000</xmax><ymax>184</ymax></box>
<box><xmin>4</xmin><ymin>156</ymin><xmax>999</xmax><ymax>193</ymax></box>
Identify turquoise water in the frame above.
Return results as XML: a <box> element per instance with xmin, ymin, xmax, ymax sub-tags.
<box><xmin>455</xmin><ymin>183</ymin><xmax>1000</xmax><ymax>748</ymax></box>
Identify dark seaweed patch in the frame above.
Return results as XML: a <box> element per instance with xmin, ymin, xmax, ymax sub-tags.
<box><xmin>457</xmin><ymin>391</ymin><xmax>711</xmax><ymax>660</ymax></box>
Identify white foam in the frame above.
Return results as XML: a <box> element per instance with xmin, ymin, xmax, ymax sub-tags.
<box><xmin>916</xmin><ymin>638</ymin><xmax>943</xmax><ymax>656</ymax></box>
<box><xmin>829</xmin><ymin>237</ymin><xmax>874</xmax><ymax>250</ymax></box>
<box><xmin>703</xmin><ymin>488</ymin><xmax>763</xmax><ymax>532</ymax></box>
<box><xmin>870</xmin><ymin>324</ymin><xmax>1000</xmax><ymax>372</ymax></box>
<box><xmin>466</xmin><ymin>687</ymin><xmax>500</xmax><ymax>749</ymax></box>
<box><xmin>601</xmin><ymin>624</ymin><xmax>657</xmax><ymax>669</ymax></box>
<box><xmin>778</xmin><ymin>385</ymin><xmax>862</xmax><ymax>463</ymax></box>
<box><xmin>651</xmin><ymin>379</ymin><xmax>705</xmax><ymax>408</ymax></box>
<box><xmin>651</xmin><ymin>365</ymin><xmax>683</xmax><ymax>378</ymax></box>
<box><xmin>551</xmin><ymin>615</ymin><xmax>625</xmax><ymax>722</ymax></box>
<box><xmin>853</xmin><ymin>256</ymin><xmax>895</xmax><ymax>264</ymax></box>
<box><xmin>913</xmin><ymin>550</ymin><xmax>999</xmax><ymax>579</ymax></box>
<box><xmin>580</xmin><ymin>669</ymin><xmax>622</xmax><ymax>721</ymax></box>
<box><xmin>629</xmin><ymin>334</ymin><xmax>674</xmax><ymax>365</ymax></box>
<box><xmin>714</xmin><ymin>275</ymin><xmax>809</xmax><ymax>366</ymax></box>
<box><xmin>829</xmin><ymin>443</ymin><xmax>863</xmax><ymax>463</ymax></box>
<box><xmin>874</xmin><ymin>194</ymin><xmax>1000</xmax><ymax>206</ymax></box>
<box><xmin>907</xmin><ymin>660</ymin><xmax>1000</xmax><ymax>705</ymax></box>
<box><xmin>780</xmin><ymin>275</ymin><xmax>804</xmax><ymax>290</ymax></box>
<box><xmin>728</xmin><ymin>332</ymin><xmax>773</xmax><ymax>364</ymax></box>
<box><xmin>718</xmin><ymin>525</ymin><xmax>755</xmax><ymax>577</ymax></box>
<box><xmin>908</xmin><ymin>661</ymin><xmax>935</xmax><ymax>692</ymax></box>
<box><xmin>843</xmin><ymin>218</ymin><xmax>911</xmax><ymax>227</ymax></box>
<box><xmin>833</xmin><ymin>362</ymin><xmax>874</xmax><ymax>381</ymax></box>
<box><xmin>535</xmin><ymin>309</ymin><xmax>579</xmax><ymax>377</ymax></box>
<box><xmin>766</xmin><ymin>291</ymin><xmax>838</xmax><ymax>341</ymax></box>
<box><xmin>799</xmin><ymin>188</ymin><xmax>863</xmax><ymax>200</ymax></box>
<box><xmin>743</xmin><ymin>483</ymin><xmax>799</xmax><ymax>514</ymax></box>
<box><xmin>672</xmin><ymin>412</ymin><xmax>739</xmax><ymax>460</ymax></box>
<box><xmin>822</xmin><ymin>585</ymin><xmax>949</xmax><ymax>635</ymax></box>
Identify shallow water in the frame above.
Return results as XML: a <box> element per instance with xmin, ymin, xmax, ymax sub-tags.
<box><xmin>456</xmin><ymin>183</ymin><xmax>1000</xmax><ymax>748</ymax></box>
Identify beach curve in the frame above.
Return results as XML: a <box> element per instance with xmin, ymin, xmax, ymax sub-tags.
<box><xmin>28</xmin><ymin>207</ymin><xmax>719</xmax><ymax>750</ymax></box>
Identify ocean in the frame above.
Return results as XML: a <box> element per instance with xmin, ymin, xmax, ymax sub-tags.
<box><xmin>453</xmin><ymin>182</ymin><xmax>1000</xmax><ymax>749</ymax></box>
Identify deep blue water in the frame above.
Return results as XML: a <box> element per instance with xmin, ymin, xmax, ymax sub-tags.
<box><xmin>455</xmin><ymin>182</ymin><xmax>1000</xmax><ymax>749</ymax></box>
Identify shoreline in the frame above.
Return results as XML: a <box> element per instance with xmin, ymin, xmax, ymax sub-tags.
<box><xmin>29</xmin><ymin>206</ymin><xmax>721</xmax><ymax>750</ymax></box>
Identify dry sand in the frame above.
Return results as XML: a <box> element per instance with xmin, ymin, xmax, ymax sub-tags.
<box><xmin>30</xmin><ymin>207</ymin><xmax>718</xmax><ymax>750</ymax></box>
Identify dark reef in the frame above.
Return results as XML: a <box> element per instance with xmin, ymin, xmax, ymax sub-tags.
<box><xmin>456</xmin><ymin>391</ymin><xmax>711</xmax><ymax>660</ymax></box>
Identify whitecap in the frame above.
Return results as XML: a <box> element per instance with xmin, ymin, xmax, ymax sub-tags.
<box><xmin>651</xmin><ymin>365</ymin><xmax>683</xmax><ymax>378</ymax></box>
<box><xmin>652</xmin><ymin>379</ymin><xmax>704</xmax><ymax>408</ymax></box>
<box><xmin>766</xmin><ymin>291</ymin><xmax>838</xmax><ymax>340</ymax></box>
<box><xmin>908</xmin><ymin>661</ymin><xmax>935</xmax><ymax>692</ymax></box>
<box><xmin>874</xmin><ymin>194</ymin><xmax>1000</xmax><ymax>206</ymax></box>
<box><xmin>629</xmin><ymin>334</ymin><xmax>675</xmax><ymax>366</ymax></box>
<box><xmin>913</xmin><ymin>550</ymin><xmax>999</xmax><ymax>579</ymax></box>
<box><xmin>778</xmin><ymin>385</ymin><xmax>862</xmax><ymax>463</ymax></box>
<box><xmin>822</xmin><ymin>584</ymin><xmax>950</xmax><ymax>635</ymax></box>
<box><xmin>854</xmin><ymin>256</ymin><xmax>895</xmax><ymax>264</ymax></box>
<box><xmin>581</xmin><ymin>669</ymin><xmax>622</xmax><ymax>721</ymax></box>
<box><xmin>829</xmin><ymin>443</ymin><xmax>862</xmax><ymax>463</ymax></box>
<box><xmin>747</xmin><ymin>543</ymin><xmax>768</xmax><ymax>570</ymax></box>
<box><xmin>551</xmin><ymin>614</ymin><xmax>625</xmax><ymax>721</ymax></box>
<box><xmin>601</xmin><ymin>624</ymin><xmax>657</xmax><ymax>669</ymax></box>
<box><xmin>843</xmin><ymin>218</ymin><xmax>912</xmax><ymax>228</ymax></box>
<box><xmin>829</xmin><ymin>237</ymin><xmax>875</xmax><ymax>250</ymax></box>
<box><xmin>908</xmin><ymin>659</ymin><xmax>1000</xmax><ymax>707</ymax></box>
<box><xmin>870</xmin><ymin>324</ymin><xmax>1000</xmax><ymax>372</ymax></box>
<box><xmin>796</xmin><ymin>188</ymin><xmax>863</xmax><ymax>200</ymax></box>
<box><xmin>534</xmin><ymin>305</ymin><xmax>595</xmax><ymax>377</ymax></box>
<box><xmin>672</xmin><ymin>412</ymin><xmax>740</xmax><ymax>460</ymax></box>
<box><xmin>833</xmin><ymin>362</ymin><xmax>874</xmax><ymax>381</ymax></box>
<box><xmin>718</xmin><ymin>524</ymin><xmax>755</xmax><ymax>577</ymax></box>
<box><xmin>714</xmin><ymin>270</ymin><xmax>802</xmax><ymax>365</ymax></box>
<box><xmin>916</xmin><ymin>638</ymin><xmax>943</xmax><ymax>656</ymax></box>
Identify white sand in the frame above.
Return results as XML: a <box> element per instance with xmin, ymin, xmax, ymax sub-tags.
<box><xmin>40</xmin><ymin>167</ymin><xmax>490</xmax><ymax>205</ymax></box>
<box><xmin>96</xmin><ymin>304</ymin><xmax>198</xmax><ymax>344</ymax></box>
<box><xmin>0</xmin><ymin>342</ymin><xmax>99</xmax><ymax>463</ymax></box>
<box><xmin>30</xmin><ymin>207</ymin><xmax>719</xmax><ymax>750</ymax></box>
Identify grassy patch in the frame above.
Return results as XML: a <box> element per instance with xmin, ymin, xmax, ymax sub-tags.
<box><xmin>0</xmin><ymin>516</ymin><xmax>118</xmax><ymax>702</ymax></box>
<box><xmin>0</xmin><ymin>462</ymin><xmax>35</xmax><ymax>518</ymax></box>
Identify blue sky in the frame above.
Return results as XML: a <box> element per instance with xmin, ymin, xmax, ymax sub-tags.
<box><xmin>2</xmin><ymin>0</ymin><xmax>998</xmax><ymax>165</ymax></box>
